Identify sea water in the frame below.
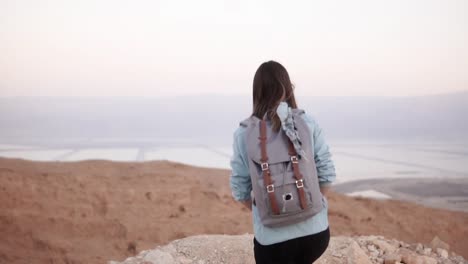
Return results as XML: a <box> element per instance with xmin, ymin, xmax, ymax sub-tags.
<box><xmin>1</xmin><ymin>142</ymin><xmax>467</xmax><ymax>184</ymax></box>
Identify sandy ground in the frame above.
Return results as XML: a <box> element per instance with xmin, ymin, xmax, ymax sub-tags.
<box><xmin>0</xmin><ymin>157</ymin><xmax>467</xmax><ymax>264</ymax></box>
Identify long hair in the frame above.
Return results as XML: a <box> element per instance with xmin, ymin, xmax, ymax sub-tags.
<box><xmin>252</xmin><ymin>60</ymin><xmax>298</xmax><ymax>132</ymax></box>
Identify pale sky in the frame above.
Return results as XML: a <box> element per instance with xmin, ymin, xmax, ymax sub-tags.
<box><xmin>1</xmin><ymin>0</ymin><xmax>467</xmax><ymax>97</ymax></box>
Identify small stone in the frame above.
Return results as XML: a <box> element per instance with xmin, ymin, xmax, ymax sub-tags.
<box><xmin>384</xmin><ymin>254</ymin><xmax>402</xmax><ymax>264</ymax></box>
<box><xmin>430</xmin><ymin>236</ymin><xmax>450</xmax><ymax>251</ymax></box>
<box><xmin>374</xmin><ymin>240</ymin><xmax>397</xmax><ymax>255</ymax></box>
<box><xmin>415</xmin><ymin>243</ymin><xmax>423</xmax><ymax>251</ymax></box>
<box><xmin>368</xmin><ymin>244</ymin><xmax>378</xmax><ymax>252</ymax></box>
<box><xmin>441</xmin><ymin>259</ymin><xmax>453</xmax><ymax>264</ymax></box>
<box><xmin>419</xmin><ymin>256</ymin><xmax>437</xmax><ymax>264</ymax></box>
<box><xmin>436</xmin><ymin>248</ymin><xmax>449</xmax><ymax>258</ymax></box>
<box><xmin>174</xmin><ymin>257</ymin><xmax>192</xmax><ymax>264</ymax></box>
<box><xmin>349</xmin><ymin>241</ymin><xmax>373</xmax><ymax>264</ymax></box>
<box><xmin>402</xmin><ymin>253</ymin><xmax>423</xmax><ymax>264</ymax></box>
<box><xmin>370</xmin><ymin>250</ymin><xmax>379</xmax><ymax>258</ymax></box>
<box><xmin>331</xmin><ymin>252</ymin><xmax>343</xmax><ymax>258</ymax></box>
<box><xmin>143</xmin><ymin>249</ymin><xmax>175</xmax><ymax>264</ymax></box>
<box><xmin>423</xmin><ymin>247</ymin><xmax>432</xmax><ymax>255</ymax></box>
<box><xmin>402</xmin><ymin>254</ymin><xmax>437</xmax><ymax>264</ymax></box>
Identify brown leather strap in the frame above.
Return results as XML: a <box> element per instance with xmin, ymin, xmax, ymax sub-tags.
<box><xmin>259</xmin><ymin>121</ymin><xmax>268</xmax><ymax>163</ymax></box>
<box><xmin>259</xmin><ymin>120</ymin><xmax>280</xmax><ymax>215</ymax></box>
<box><xmin>287</xmin><ymin>140</ymin><xmax>308</xmax><ymax>210</ymax></box>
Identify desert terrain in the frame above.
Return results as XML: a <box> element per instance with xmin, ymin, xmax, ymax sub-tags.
<box><xmin>0</xmin><ymin>157</ymin><xmax>467</xmax><ymax>263</ymax></box>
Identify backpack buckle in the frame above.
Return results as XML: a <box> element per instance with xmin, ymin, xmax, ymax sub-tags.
<box><xmin>261</xmin><ymin>162</ymin><xmax>269</xmax><ymax>171</ymax></box>
<box><xmin>296</xmin><ymin>179</ymin><xmax>304</xmax><ymax>188</ymax></box>
<box><xmin>291</xmin><ymin>156</ymin><xmax>299</xmax><ymax>163</ymax></box>
<box><xmin>266</xmin><ymin>184</ymin><xmax>275</xmax><ymax>193</ymax></box>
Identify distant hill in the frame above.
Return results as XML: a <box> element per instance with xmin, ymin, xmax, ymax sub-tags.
<box><xmin>0</xmin><ymin>91</ymin><xmax>467</xmax><ymax>146</ymax></box>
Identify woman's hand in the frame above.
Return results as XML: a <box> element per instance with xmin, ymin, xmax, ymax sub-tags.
<box><xmin>320</xmin><ymin>186</ymin><xmax>330</xmax><ymax>197</ymax></box>
<box><xmin>240</xmin><ymin>199</ymin><xmax>252</xmax><ymax>211</ymax></box>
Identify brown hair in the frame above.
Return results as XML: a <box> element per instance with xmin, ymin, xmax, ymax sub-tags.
<box><xmin>252</xmin><ymin>60</ymin><xmax>298</xmax><ymax>132</ymax></box>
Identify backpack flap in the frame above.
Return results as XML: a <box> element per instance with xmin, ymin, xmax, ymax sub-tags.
<box><xmin>245</xmin><ymin>119</ymin><xmax>294</xmax><ymax>165</ymax></box>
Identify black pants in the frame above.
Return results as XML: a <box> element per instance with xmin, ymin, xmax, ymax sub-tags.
<box><xmin>253</xmin><ymin>227</ymin><xmax>330</xmax><ymax>264</ymax></box>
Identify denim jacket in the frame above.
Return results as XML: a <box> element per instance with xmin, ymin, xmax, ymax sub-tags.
<box><xmin>229</xmin><ymin>112</ymin><xmax>336</xmax><ymax>245</ymax></box>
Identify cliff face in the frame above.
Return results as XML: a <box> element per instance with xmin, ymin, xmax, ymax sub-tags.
<box><xmin>110</xmin><ymin>234</ymin><xmax>467</xmax><ymax>264</ymax></box>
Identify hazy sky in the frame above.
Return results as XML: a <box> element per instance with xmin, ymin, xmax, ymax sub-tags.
<box><xmin>1</xmin><ymin>0</ymin><xmax>467</xmax><ymax>97</ymax></box>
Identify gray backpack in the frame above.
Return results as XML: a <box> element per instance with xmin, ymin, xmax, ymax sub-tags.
<box><xmin>240</xmin><ymin>109</ymin><xmax>324</xmax><ymax>228</ymax></box>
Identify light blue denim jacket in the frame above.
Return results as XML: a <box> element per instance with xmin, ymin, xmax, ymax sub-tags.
<box><xmin>229</xmin><ymin>112</ymin><xmax>336</xmax><ymax>245</ymax></box>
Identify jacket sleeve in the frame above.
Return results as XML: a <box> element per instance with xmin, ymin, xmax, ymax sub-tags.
<box><xmin>229</xmin><ymin>127</ymin><xmax>252</xmax><ymax>201</ymax></box>
<box><xmin>301</xmin><ymin>113</ymin><xmax>336</xmax><ymax>187</ymax></box>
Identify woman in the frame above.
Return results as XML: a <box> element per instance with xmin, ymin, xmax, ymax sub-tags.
<box><xmin>229</xmin><ymin>60</ymin><xmax>336</xmax><ymax>264</ymax></box>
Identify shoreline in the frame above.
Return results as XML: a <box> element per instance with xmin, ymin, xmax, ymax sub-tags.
<box><xmin>332</xmin><ymin>177</ymin><xmax>468</xmax><ymax>213</ymax></box>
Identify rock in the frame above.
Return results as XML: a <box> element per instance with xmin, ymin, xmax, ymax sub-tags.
<box><xmin>143</xmin><ymin>249</ymin><xmax>175</xmax><ymax>264</ymax></box>
<box><xmin>174</xmin><ymin>257</ymin><xmax>192</xmax><ymax>264</ymax></box>
<box><xmin>108</xmin><ymin>234</ymin><xmax>467</xmax><ymax>264</ymax></box>
<box><xmin>399</xmin><ymin>248</ymin><xmax>438</xmax><ymax>264</ymax></box>
<box><xmin>384</xmin><ymin>253</ymin><xmax>401</xmax><ymax>264</ymax></box>
<box><xmin>367</xmin><ymin>244</ymin><xmax>380</xmax><ymax>258</ymax></box>
<box><xmin>415</xmin><ymin>243</ymin><xmax>424</xmax><ymax>255</ymax></box>
<box><xmin>437</xmin><ymin>248</ymin><xmax>449</xmax><ymax>258</ymax></box>
<box><xmin>325</xmin><ymin>237</ymin><xmax>372</xmax><ymax>264</ymax></box>
<box><xmin>401</xmin><ymin>253</ymin><xmax>438</xmax><ymax>264</ymax></box>
<box><xmin>110</xmin><ymin>234</ymin><xmax>255</xmax><ymax>264</ymax></box>
<box><xmin>402</xmin><ymin>254</ymin><xmax>424</xmax><ymax>264</ymax></box>
<box><xmin>423</xmin><ymin>247</ymin><xmax>432</xmax><ymax>255</ymax></box>
<box><xmin>430</xmin><ymin>236</ymin><xmax>450</xmax><ymax>251</ymax></box>
<box><xmin>415</xmin><ymin>243</ymin><xmax>424</xmax><ymax>253</ymax></box>
<box><xmin>420</xmin><ymin>256</ymin><xmax>438</xmax><ymax>264</ymax></box>
<box><xmin>374</xmin><ymin>240</ymin><xmax>397</xmax><ymax>255</ymax></box>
